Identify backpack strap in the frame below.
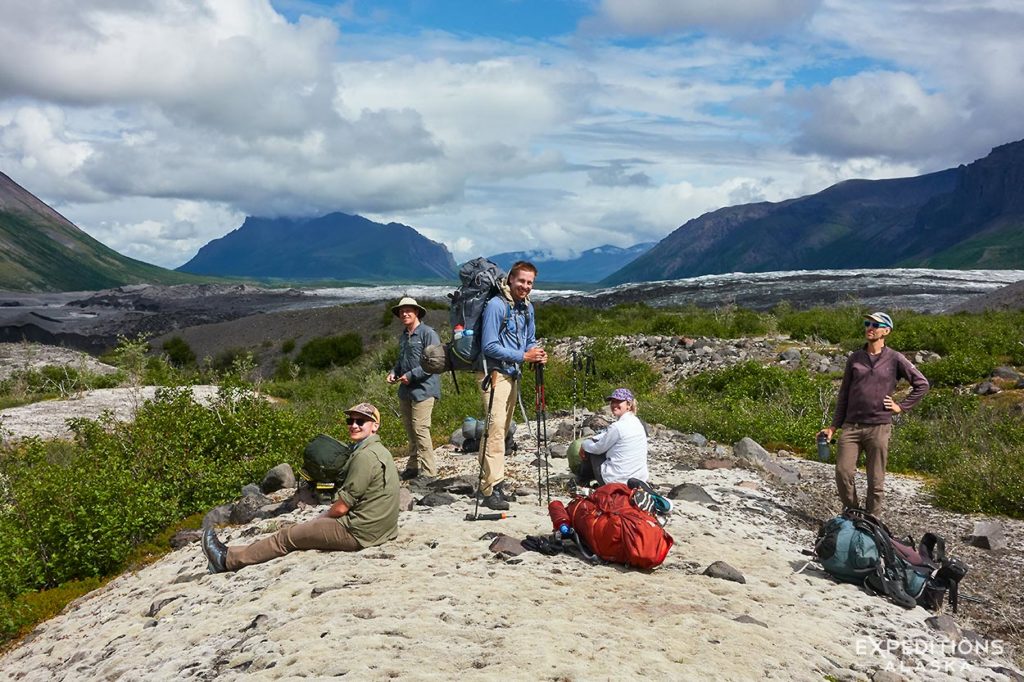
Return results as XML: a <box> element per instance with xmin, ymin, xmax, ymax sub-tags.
<box><xmin>852</xmin><ymin>517</ymin><xmax>917</xmax><ymax>609</ymax></box>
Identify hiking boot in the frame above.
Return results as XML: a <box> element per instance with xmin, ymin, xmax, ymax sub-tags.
<box><xmin>399</xmin><ymin>469</ymin><xmax>421</xmax><ymax>481</ymax></box>
<box><xmin>494</xmin><ymin>482</ymin><xmax>516</xmax><ymax>503</ymax></box>
<box><xmin>478</xmin><ymin>491</ymin><xmax>510</xmax><ymax>511</ymax></box>
<box><xmin>202</xmin><ymin>528</ymin><xmax>229</xmax><ymax>574</ymax></box>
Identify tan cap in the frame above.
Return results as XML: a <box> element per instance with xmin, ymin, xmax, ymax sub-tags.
<box><xmin>344</xmin><ymin>402</ymin><xmax>381</xmax><ymax>424</ymax></box>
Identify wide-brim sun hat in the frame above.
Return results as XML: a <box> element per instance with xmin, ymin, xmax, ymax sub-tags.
<box><xmin>865</xmin><ymin>312</ymin><xmax>894</xmax><ymax>329</ymax></box>
<box><xmin>391</xmin><ymin>296</ymin><xmax>427</xmax><ymax>318</ymax></box>
<box><xmin>344</xmin><ymin>402</ymin><xmax>381</xmax><ymax>424</ymax></box>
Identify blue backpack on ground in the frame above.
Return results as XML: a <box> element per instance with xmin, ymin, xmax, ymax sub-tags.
<box><xmin>813</xmin><ymin>508</ymin><xmax>969</xmax><ymax>612</ymax></box>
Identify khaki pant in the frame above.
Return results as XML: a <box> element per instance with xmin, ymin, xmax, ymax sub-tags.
<box><xmin>835</xmin><ymin>422</ymin><xmax>892</xmax><ymax>517</ymax></box>
<box><xmin>477</xmin><ymin>371</ymin><xmax>517</xmax><ymax>496</ymax></box>
<box><xmin>400</xmin><ymin>396</ymin><xmax>436</xmax><ymax>477</ymax></box>
<box><xmin>225</xmin><ymin>517</ymin><xmax>361</xmax><ymax>571</ymax></box>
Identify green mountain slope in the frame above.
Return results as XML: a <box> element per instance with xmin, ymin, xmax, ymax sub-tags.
<box><xmin>0</xmin><ymin>171</ymin><xmax>208</xmax><ymax>292</ymax></box>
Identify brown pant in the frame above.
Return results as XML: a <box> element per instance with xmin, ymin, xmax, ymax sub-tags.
<box><xmin>477</xmin><ymin>371</ymin><xmax>517</xmax><ymax>496</ymax></box>
<box><xmin>400</xmin><ymin>396</ymin><xmax>436</xmax><ymax>477</ymax></box>
<box><xmin>835</xmin><ymin>422</ymin><xmax>892</xmax><ymax>517</ymax></box>
<box><xmin>225</xmin><ymin>517</ymin><xmax>361</xmax><ymax>571</ymax></box>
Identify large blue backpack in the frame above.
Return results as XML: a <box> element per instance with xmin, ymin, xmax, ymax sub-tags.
<box><xmin>813</xmin><ymin>509</ymin><xmax>929</xmax><ymax>609</ymax></box>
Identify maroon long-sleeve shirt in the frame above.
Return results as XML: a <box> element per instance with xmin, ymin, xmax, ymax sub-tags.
<box><xmin>831</xmin><ymin>346</ymin><xmax>930</xmax><ymax>428</ymax></box>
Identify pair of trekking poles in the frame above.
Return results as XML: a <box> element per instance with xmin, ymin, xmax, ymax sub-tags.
<box><xmin>468</xmin><ymin>349</ymin><xmax>597</xmax><ymax>521</ymax></box>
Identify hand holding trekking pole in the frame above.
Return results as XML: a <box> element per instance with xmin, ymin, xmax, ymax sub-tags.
<box><xmin>524</xmin><ymin>346</ymin><xmax>547</xmax><ymax>364</ymax></box>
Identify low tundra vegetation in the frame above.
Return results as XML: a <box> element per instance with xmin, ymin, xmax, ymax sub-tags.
<box><xmin>1</xmin><ymin>303</ymin><xmax>1022</xmax><ymax>647</ymax></box>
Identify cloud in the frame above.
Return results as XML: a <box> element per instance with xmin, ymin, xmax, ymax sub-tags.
<box><xmin>791</xmin><ymin>71</ymin><xmax>960</xmax><ymax>161</ymax></box>
<box><xmin>587</xmin><ymin>161</ymin><xmax>652</xmax><ymax>187</ymax></box>
<box><xmin>586</xmin><ymin>0</ymin><xmax>821</xmax><ymax>37</ymax></box>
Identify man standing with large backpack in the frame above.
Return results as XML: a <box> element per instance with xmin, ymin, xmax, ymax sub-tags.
<box><xmin>477</xmin><ymin>261</ymin><xmax>547</xmax><ymax>511</ymax></box>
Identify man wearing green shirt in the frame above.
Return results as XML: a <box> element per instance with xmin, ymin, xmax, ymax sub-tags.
<box><xmin>202</xmin><ymin>402</ymin><xmax>399</xmax><ymax>573</ymax></box>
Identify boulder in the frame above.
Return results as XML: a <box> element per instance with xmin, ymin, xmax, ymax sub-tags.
<box><xmin>667</xmin><ymin>483</ymin><xmax>719</xmax><ymax>505</ymax></box>
<box><xmin>968</xmin><ymin>520</ymin><xmax>1006</xmax><ymax>550</ymax></box>
<box><xmin>703</xmin><ymin>561</ymin><xmax>745</xmax><ymax>584</ymax></box>
<box><xmin>260</xmin><ymin>463</ymin><xmax>296</xmax><ymax>494</ymax></box>
<box><xmin>733</xmin><ymin>437</ymin><xmax>771</xmax><ymax>465</ymax></box>
<box><xmin>417</xmin><ymin>492</ymin><xmax>457</xmax><ymax>507</ymax></box>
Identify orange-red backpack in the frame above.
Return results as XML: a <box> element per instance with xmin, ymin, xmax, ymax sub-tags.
<box><xmin>565</xmin><ymin>483</ymin><xmax>674</xmax><ymax>569</ymax></box>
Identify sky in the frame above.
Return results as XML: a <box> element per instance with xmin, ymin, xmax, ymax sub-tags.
<box><xmin>1</xmin><ymin>0</ymin><xmax>1023</xmax><ymax>270</ymax></box>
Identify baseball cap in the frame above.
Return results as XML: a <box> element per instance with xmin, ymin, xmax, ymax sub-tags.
<box><xmin>344</xmin><ymin>402</ymin><xmax>381</xmax><ymax>423</ymax></box>
<box><xmin>864</xmin><ymin>312</ymin><xmax>894</xmax><ymax>329</ymax></box>
<box><xmin>605</xmin><ymin>388</ymin><xmax>635</xmax><ymax>402</ymax></box>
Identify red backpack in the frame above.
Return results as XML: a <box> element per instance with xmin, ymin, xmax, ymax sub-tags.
<box><xmin>565</xmin><ymin>483</ymin><xmax>674</xmax><ymax>569</ymax></box>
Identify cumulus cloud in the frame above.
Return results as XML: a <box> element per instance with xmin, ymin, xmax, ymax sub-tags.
<box><xmin>791</xmin><ymin>71</ymin><xmax>961</xmax><ymax>161</ymax></box>
<box><xmin>586</xmin><ymin>0</ymin><xmax>821</xmax><ymax>37</ymax></box>
<box><xmin>587</xmin><ymin>161</ymin><xmax>652</xmax><ymax>187</ymax></box>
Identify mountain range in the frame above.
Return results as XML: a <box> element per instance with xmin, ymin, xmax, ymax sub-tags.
<box><xmin>3</xmin><ymin>138</ymin><xmax>1024</xmax><ymax>293</ymax></box>
<box><xmin>605</xmin><ymin>139</ymin><xmax>1024</xmax><ymax>284</ymax></box>
<box><xmin>0</xmin><ymin>171</ymin><xmax>202</xmax><ymax>291</ymax></box>
<box><xmin>488</xmin><ymin>243</ymin><xmax>655</xmax><ymax>282</ymax></box>
<box><xmin>176</xmin><ymin>213</ymin><xmax>457</xmax><ymax>282</ymax></box>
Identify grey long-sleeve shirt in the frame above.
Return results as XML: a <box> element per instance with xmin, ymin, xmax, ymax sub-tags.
<box><xmin>831</xmin><ymin>346</ymin><xmax>930</xmax><ymax>428</ymax></box>
<box><xmin>392</xmin><ymin>322</ymin><xmax>441</xmax><ymax>402</ymax></box>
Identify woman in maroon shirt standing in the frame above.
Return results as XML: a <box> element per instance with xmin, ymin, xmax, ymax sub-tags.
<box><xmin>817</xmin><ymin>312</ymin><xmax>930</xmax><ymax>518</ymax></box>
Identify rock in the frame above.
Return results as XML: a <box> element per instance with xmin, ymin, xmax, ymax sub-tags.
<box><xmin>417</xmin><ymin>492</ymin><xmax>457</xmax><ymax>507</ymax></box>
<box><xmin>428</xmin><ymin>475</ymin><xmax>476</xmax><ymax>496</ymax></box>
<box><xmin>260</xmin><ymin>463</ymin><xmax>296</xmax><ymax>494</ymax></box>
<box><xmin>778</xmin><ymin>348</ymin><xmax>801</xmax><ymax>363</ymax></box>
<box><xmin>871</xmin><ymin>672</ymin><xmax>905</xmax><ymax>682</ymax></box>
<box><xmin>202</xmin><ymin>504</ymin><xmax>232</xmax><ymax>529</ymax></box>
<box><xmin>145</xmin><ymin>595</ymin><xmax>182</xmax><ymax>618</ymax></box>
<box><xmin>733</xmin><ymin>437</ymin><xmax>771</xmax><ymax>465</ymax></box>
<box><xmin>230</xmin><ymin>493</ymin><xmax>273</xmax><ymax>525</ymax></box>
<box><xmin>974</xmin><ymin>381</ymin><xmax>1001</xmax><ymax>395</ymax></box>
<box><xmin>736</xmin><ymin>481</ymin><xmax>760</xmax><ymax>490</ymax></box>
<box><xmin>761</xmin><ymin>460</ymin><xmax>800</xmax><ymax>485</ymax></box>
<box><xmin>732</xmin><ymin>615</ymin><xmax>767</xmax><ymax>628</ymax></box>
<box><xmin>241</xmin><ymin>483</ymin><xmax>263</xmax><ymax>498</ymax></box>
<box><xmin>703</xmin><ymin>561</ymin><xmax>745</xmax><ymax>584</ymax></box>
<box><xmin>667</xmin><ymin>483</ymin><xmax>719</xmax><ymax>505</ymax></box>
<box><xmin>488</xmin><ymin>534</ymin><xmax>526</xmax><ymax>557</ymax></box>
<box><xmin>685</xmin><ymin>433</ymin><xmax>708</xmax><ymax>447</ymax></box>
<box><xmin>991</xmin><ymin>366</ymin><xmax>1022</xmax><ymax>381</ymax></box>
<box><xmin>553</xmin><ymin>421</ymin><xmax>575</xmax><ymax>440</ymax></box>
<box><xmin>398</xmin><ymin>488</ymin><xmax>415</xmax><ymax>511</ymax></box>
<box><xmin>699</xmin><ymin>458</ymin><xmax>734</xmax><ymax>470</ymax></box>
<box><xmin>925</xmin><ymin>614</ymin><xmax>961</xmax><ymax>640</ymax></box>
<box><xmin>169</xmin><ymin>529</ymin><xmax>202</xmax><ymax>549</ymax></box>
<box><xmin>968</xmin><ymin>520</ymin><xmax>1006</xmax><ymax>550</ymax></box>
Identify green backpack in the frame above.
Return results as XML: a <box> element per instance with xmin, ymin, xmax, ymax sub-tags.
<box><xmin>299</xmin><ymin>434</ymin><xmax>352</xmax><ymax>503</ymax></box>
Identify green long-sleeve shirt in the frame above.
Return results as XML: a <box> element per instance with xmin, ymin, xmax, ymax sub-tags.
<box><xmin>334</xmin><ymin>434</ymin><xmax>399</xmax><ymax>547</ymax></box>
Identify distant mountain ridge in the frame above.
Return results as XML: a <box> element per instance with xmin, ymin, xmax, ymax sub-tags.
<box><xmin>605</xmin><ymin>140</ymin><xmax>1024</xmax><ymax>284</ymax></box>
<box><xmin>0</xmin><ymin>171</ymin><xmax>202</xmax><ymax>292</ymax></box>
<box><xmin>488</xmin><ymin>243</ymin><xmax>654</xmax><ymax>282</ymax></box>
<box><xmin>177</xmin><ymin>213</ymin><xmax>457</xmax><ymax>282</ymax></box>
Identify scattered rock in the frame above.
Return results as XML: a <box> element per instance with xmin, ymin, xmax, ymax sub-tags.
<box><xmin>170</xmin><ymin>529</ymin><xmax>202</xmax><ymax>549</ymax></box>
<box><xmin>871</xmin><ymin>671</ymin><xmax>905</xmax><ymax>682</ymax></box>
<box><xmin>202</xmin><ymin>504</ymin><xmax>233</xmax><ymax>529</ymax></box>
<box><xmin>761</xmin><ymin>460</ymin><xmax>800</xmax><ymax>485</ymax></box>
<box><xmin>991</xmin><ymin>366</ymin><xmax>1022</xmax><ymax>381</ymax></box>
<box><xmin>974</xmin><ymin>381</ymin><xmax>1001</xmax><ymax>395</ymax></box>
<box><xmin>145</xmin><ymin>595</ymin><xmax>182</xmax><ymax>618</ymax></box>
<box><xmin>778</xmin><ymin>348</ymin><xmax>801</xmax><ymax>363</ymax></box>
<box><xmin>230</xmin><ymin>493</ymin><xmax>273</xmax><ymax>525</ymax></box>
<box><xmin>398</xmin><ymin>488</ymin><xmax>415</xmax><ymax>512</ymax></box>
<box><xmin>548</xmin><ymin>443</ymin><xmax>568</xmax><ymax>459</ymax></box>
<box><xmin>667</xmin><ymin>483</ymin><xmax>719</xmax><ymax>505</ymax></box>
<box><xmin>261</xmin><ymin>463</ymin><xmax>296</xmax><ymax>494</ymax></box>
<box><xmin>732</xmin><ymin>615</ymin><xmax>768</xmax><ymax>628</ymax></box>
<box><xmin>968</xmin><ymin>520</ymin><xmax>1006</xmax><ymax>550</ymax></box>
<box><xmin>699</xmin><ymin>458</ymin><xmax>734</xmax><ymax>470</ymax></box>
<box><xmin>733</xmin><ymin>437</ymin><xmax>771</xmax><ymax>465</ymax></box>
<box><xmin>488</xmin><ymin>534</ymin><xmax>526</xmax><ymax>557</ymax></box>
<box><xmin>925</xmin><ymin>614</ymin><xmax>961</xmax><ymax>640</ymax></box>
<box><xmin>703</xmin><ymin>561</ymin><xmax>745</xmax><ymax>584</ymax></box>
<box><xmin>428</xmin><ymin>475</ymin><xmax>476</xmax><ymax>496</ymax></box>
<box><xmin>417</xmin><ymin>492</ymin><xmax>457</xmax><ymax>507</ymax></box>
<box><xmin>736</xmin><ymin>481</ymin><xmax>760</xmax><ymax>490</ymax></box>
<box><xmin>240</xmin><ymin>483</ymin><xmax>264</xmax><ymax>498</ymax></box>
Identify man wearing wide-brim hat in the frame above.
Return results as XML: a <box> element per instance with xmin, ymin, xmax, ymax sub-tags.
<box><xmin>387</xmin><ymin>296</ymin><xmax>442</xmax><ymax>480</ymax></box>
<box><xmin>201</xmin><ymin>402</ymin><xmax>399</xmax><ymax>573</ymax></box>
<box><xmin>817</xmin><ymin>312</ymin><xmax>929</xmax><ymax>517</ymax></box>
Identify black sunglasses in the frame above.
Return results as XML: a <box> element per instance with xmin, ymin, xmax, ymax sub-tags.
<box><xmin>346</xmin><ymin>417</ymin><xmax>369</xmax><ymax>426</ymax></box>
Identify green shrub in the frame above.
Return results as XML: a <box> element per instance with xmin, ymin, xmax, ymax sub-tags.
<box><xmin>281</xmin><ymin>338</ymin><xmax>296</xmax><ymax>354</ymax></box>
<box><xmin>162</xmin><ymin>336</ymin><xmax>196</xmax><ymax>367</ymax></box>
<box><xmin>918</xmin><ymin>352</ymin><xmax>996</xmax><ymax>388</ymax></box>
<box><xmin>296</xmin><ymin>334</ymin><xmax>363</xmax><ymax>370</ymax></box>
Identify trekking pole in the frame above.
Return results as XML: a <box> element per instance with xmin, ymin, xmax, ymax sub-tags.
<box><xmin>470</xmin><ymin>369</ymin><xmax>498</xmax><ymax>522</ymax></box>
<box><xmin>534</xmin><ymin>361</ymin><xmax>550</xmax><ymax>505</ymax></box>
<box><xmin>571</xmin><ymin>350</ymin><xmax>582</xmax><ymax>439</ymax></box>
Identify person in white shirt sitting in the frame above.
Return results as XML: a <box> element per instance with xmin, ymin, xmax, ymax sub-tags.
<box><xmin>576</xmin><ymin>387</ymin><xmax>649</xmax><ymax>486</ymax></box>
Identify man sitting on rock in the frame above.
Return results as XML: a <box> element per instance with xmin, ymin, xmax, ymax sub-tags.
<box><xmin>201</xmin><ymin>402</ymin><xmax>399</xmax><ymax>573</ymax></box>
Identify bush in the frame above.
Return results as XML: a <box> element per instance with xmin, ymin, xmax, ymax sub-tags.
<box><xmin>296</xmin><ymin>334</ymin><xmax>363</xmax><ymax>370</ymax></box>
<box><xmin>162</xmin><ymin>336</ymin><xmax>196</xmax><ymax>367</ymax></box>
<box><xmin>918</xmin><ymin>352</ymin><xmax>996</xmax><ymax>388</ymax></box>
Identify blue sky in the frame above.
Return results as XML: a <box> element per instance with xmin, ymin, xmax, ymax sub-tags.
<box><xmin>1</xmin><ymin>0</ymin><xmax>1022</xmax><ymax>269</ymax></box>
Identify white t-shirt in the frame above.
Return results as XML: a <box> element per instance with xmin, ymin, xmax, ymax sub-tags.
<box><xmin>582</xmin><ymin>411</ymin><xmax>649</xmax><ymax>484</ymax></box>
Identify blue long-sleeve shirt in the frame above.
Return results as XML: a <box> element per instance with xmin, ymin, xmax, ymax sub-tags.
<box><xmin>481</xmin><ymin>295</ymin><xmax>536</xmax><ymax>378</ymax></box>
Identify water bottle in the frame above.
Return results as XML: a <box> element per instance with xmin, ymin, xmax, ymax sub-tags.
<box><xmin>817</xmin><ymin>434</ymin><xmax>831</xmax><ymax>462</ymax></box>
<box><xmin>453</xmin><ymin>324</ymin><xmax>464</xmax><ymax>340</ymax></box>
<box><xmin>548</xmin><ymin>500</ymin><xmax>571</xmax><ymax>538</ymax></box>
<box><xmin>454</xmin><ymin>328</ymin><xmax>474</xmax><ymax>358</ymax></box>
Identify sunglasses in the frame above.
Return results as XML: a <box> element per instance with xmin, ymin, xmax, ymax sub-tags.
<box><xmin>346</xmin><ymin>417</ymin><xmax>369</xmax><ymax>426</ymax></box>
<box><xmin>863</xmin><ymin>321</ymin><xmax>889</xmax><ymax>329</ymax></box>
